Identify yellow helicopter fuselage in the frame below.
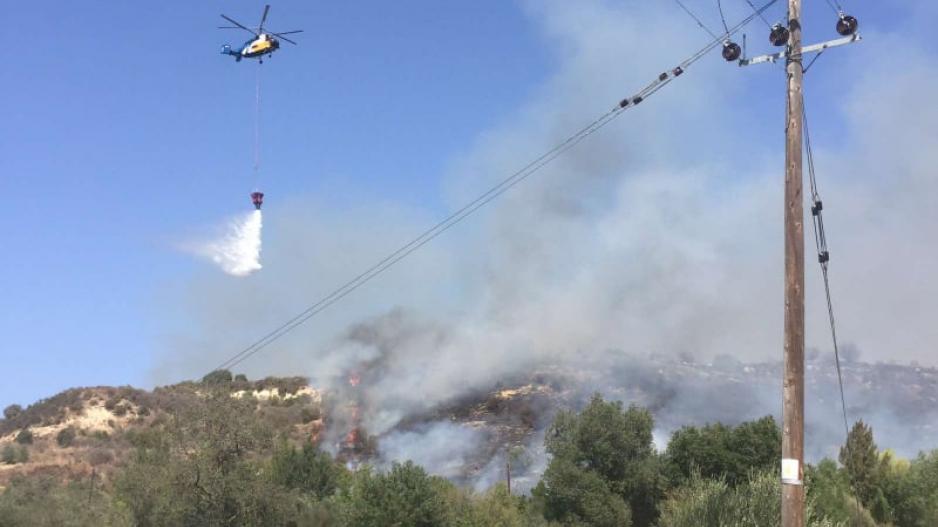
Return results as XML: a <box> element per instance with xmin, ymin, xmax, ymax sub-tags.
<box><xmin>241</xmin><ymin>34</ymin><xmax>279</xmax><ymax>58</ymax></box>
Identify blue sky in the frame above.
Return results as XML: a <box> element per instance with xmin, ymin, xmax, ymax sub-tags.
<box><xmin>2</xmin><ymin>1</ymin><xmax>933</xmax><ymax>410</ymax></box>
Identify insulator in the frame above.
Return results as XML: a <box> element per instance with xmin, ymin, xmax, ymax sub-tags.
<box><xmin>722</xmin><ymin>41</ymin><xmax>741</xmax><ymax>62</ymax></box>
<box><xmin>811</xmin><ymin>200</ymin><xmax>823</xmax><ymax>216</ymax></box>
<box><xmin>770</xmin><ymin>23</ymin><xmax>790</xmax><ymax>47</ymax></box>
<box><xmin>836</xmin><ymin>14</ymin><xmax>858</xmax><ymax>36</ymax></box>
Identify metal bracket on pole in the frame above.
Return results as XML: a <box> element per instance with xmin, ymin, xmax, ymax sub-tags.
<box><xmin>739</xmin><ymin>33</ymin><xmax>861</xmax><ymax>67</ymax></box>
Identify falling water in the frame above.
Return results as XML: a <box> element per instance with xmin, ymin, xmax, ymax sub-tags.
<box><xmin>198</xmin><ymin>210</ymin><xmax>263</xmax><ymax>277</ymax></box>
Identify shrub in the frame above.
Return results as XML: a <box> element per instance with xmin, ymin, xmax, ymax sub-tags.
<box><xmin>3</xmin><ymin>404</ymin><xmax>23</xmax><ymax>420</ymax></box>
<box><xmin>234</xmin><ymin>374</ymin><xmax>248</xmax><ymax>382</ymax></box>
<box><xmin>1</xmin><ymin>444</ymin><xmax>17</xmax><ymax>464</ymax></box>
<box><xmin>1</xmin><ymin>445</ymin><xmax>27</xmax><ymax>465</ymax></box>
<box><xmin>56</xmin><ymin>426</ymin><xmax>77</xmax><ymax>448</ymax></box>
<box><xmin>15</xmin><ymin>429</ymin><xmax>33</xmax><ymax>445</ymax></box>
<box><xmin>659</xmin><ymin>470</ymin><xmax>844</xmax><ymax>527</ymax></box>
<box><xmin>337</xmin><ymin>461</ymin><xmax>449</xmax><ymax>526</ymax></box>
<box><xmin>113</xmin><ymin>404</ymin><xmax>129</xmax><ymax>417</ymax></box>
<box><xmin>202</xmin><ymin>369</ymin><xmax>233</xmax><ymax>385</ymax></box>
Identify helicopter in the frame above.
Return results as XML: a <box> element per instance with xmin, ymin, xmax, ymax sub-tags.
<box><xmin>219</xmin><ymin>5</ymin><xmax>302</xmax><ymax>63</ymax></box>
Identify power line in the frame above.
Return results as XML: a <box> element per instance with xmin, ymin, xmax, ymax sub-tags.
<box><xmin>673</xmin><ymin>0</ymin><xmax>720</xmax><ymax>40</ymax></box>
<box><xmin>823</xmin><ymin>0</ymin><xmax>844</xmax><ymax>17</ymax></box>
<box><xmin>740</xmin><ymin>0</ymin><xmax>772</xmax><ymax>28</ymax></box>
<box><xmin>804</xmin><ymin>105</ymin><xmax>863</xmax><ymax>518</ymax></box>
<box><xmin>208</xmin><ymin>0</ymin><xmax>778</xmax><ymax>375</ymax></box>
<box><xmin>717</xmin><ymin>0</ymin><xmax>730</xmax><ymax>35</ymax></box>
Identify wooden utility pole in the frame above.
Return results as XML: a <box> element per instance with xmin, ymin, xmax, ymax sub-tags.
<box><xmin>737</xmin><ymin>5</ymin><xmax>860</xmax><ymax>526</ymax></box>
<box><xmin>782</xmin><ymin>0</ymin><xmax>805</xmax><ymax>525</ymax></box>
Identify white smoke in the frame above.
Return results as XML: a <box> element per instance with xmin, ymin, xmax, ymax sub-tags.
<box><xmin>191</xmin><ymin>210</ymin><xmax>263</xmax><ymax>277</ymax></box>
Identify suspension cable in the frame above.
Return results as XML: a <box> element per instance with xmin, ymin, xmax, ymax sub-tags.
<box><xmin>740</xmin><ymin>0</ymin><xmax>772</xmax><ymax>28</ymax></box>
<box><xmin>717</xmin><ymin>0</ymin><xmax>730</xmax><ymax>35</ymax></box>
<box><xmin>804</xmin><ymin>104</ymin><xmax>864</xmax><ymax>517</ymax></box>
<box><xmin>254</xmin><ymin>62</ymin><xmax>261</xmax><ymax>188</ymax></box>
<box><xmin>208</xmin><ymin>0</ymin><xmax>778</xmax><ymax>374</ymax></box>
<box><xmin>823</xmin><ymin>0</ymin><xmax>844</xmax><ymax>17</ymax></box>
<box><xmin>673</xmin><ymin>0</ymin><xmax>721</xmax><ymax>40</ymax></box>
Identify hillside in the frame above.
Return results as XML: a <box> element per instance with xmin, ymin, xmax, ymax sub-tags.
<box><xmin>2</xmin><ymin>356</ymin><xmax>936</xmax><ymax>493</ymax></box>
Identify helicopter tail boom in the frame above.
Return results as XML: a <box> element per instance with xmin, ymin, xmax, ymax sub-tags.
<box><xmin>220</xmin><ymin>44</ymin><xmax>242</xmax><ymax>61</ymax></box>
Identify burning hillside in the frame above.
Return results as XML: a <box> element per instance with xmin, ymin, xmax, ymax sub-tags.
<box><xmin>1</xmin><ymin>356</ymin><xmax>936</xmax><ymax>492</ymax></box>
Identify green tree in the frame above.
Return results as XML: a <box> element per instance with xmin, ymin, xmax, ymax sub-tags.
<box><xmin>337</xmin><ymin>461</ymin><xmax>449</xmax><ymax>527</ymax></box>
<box><xmin>839</xmin><ymin>420</ymin><xmax>880</xmax><ymax>508</ymax></box>
<box><xmin>201</xmin><ymin>369</ymin><xmax>233</xmax><ymax>385</ymax></box>
<box><xmin>3</xmin><ymin>404</ymin><xmax>23</xmax><ymax>421</ymax></box>
<box><xmin>880</xmin><ymin>450</ymin><xmax>938</xmax><ymax>527</ymax></box>
<box><xmin>805</xmin><ymin>458</ymin><xmax>876</xmax><ymax>527</ymax></box>
<box><xmin>665</xmin><ymin>415</ymin><xmax>780</xmax><ymax>487</ymax></box>
<box><xmin>270</xmin><ymin>441</ymin><xmax>344</xmax><ymax>499</ymax></box>
<box><xmin>535</xmin><ymin>458</ymin><xmax>631</xmax><ymax>526</ymax></box>
<box><xmin>539</xmin><ymin>394</ymin><xmax>662</xmax><ymax>527</ymax></box>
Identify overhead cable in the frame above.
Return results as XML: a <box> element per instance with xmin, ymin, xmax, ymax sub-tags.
<box><xmin>740</xmin><ymin>0</ymin><xmax>772</xmax><ymax>28</ymax></box>
<box><xmin>208</xmin><ymin>0</ymin><xmax>778</xmax><ymax>374</ymax></box>
<box><xmin>673</xmin><ymin>0</ymin><xmax>721</xmax><ymax>39</ymax></box>
<box><xmin>717</xmin><ymin>0</ymin><xmax>730</xmax><ymax>35</ymax></box>
<box><xmin>804</xmin><ymin>105</ymin><xmax>863</xmax><ymax>517</ymax></box>
<box><xmin>823</xmin><ymin>0</ymin><xmax>844</xmax><ymax>17</ymax></box>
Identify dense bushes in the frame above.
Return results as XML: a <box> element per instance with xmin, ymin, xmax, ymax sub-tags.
<box><xmin>665</xmin><ymin>415</ymin><xmax>780</xmax><ymax>487</ymax></box>
<box><xmin>0</xmin><ymin>476</ymin><xmax>131</xmax><ymax>527</ymax></box>
<box><xmin>659</xmin><ymin>471</ymin><xmax>842</xmax><ymax>527</ymax></box>
<box><xmin>1</xmin><ymin>390</ymin><xmax>937</xmax><ymax>526</ymax></box>
<box><xmin>1</xmin><ymin>444</ymin><xmax>28</xmax><ymax>465</ymax></box>
<box><xmin>201</xmin><ymin>369</ymin><xmax>233</xmax><ymax>385</ymax></box>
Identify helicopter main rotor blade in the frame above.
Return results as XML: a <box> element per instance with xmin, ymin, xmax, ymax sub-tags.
<box><xmin>272</xmin><ymin>30</ymin><xmax>303</xmax><ymax>35</ymax></box>
<box><xmin>258</xmin><ymin>5</ymin><xmax>270</xmax><ymax>33</ymax></box>
<box><xmin>272</xmin><ymin>32</ymin><xmax>299</xmax><ymax>45</ymax></box>
<box><xmin>220</xmin><ymin>14</ymin><xmax>257</xmax><ymax>36</ymax></box>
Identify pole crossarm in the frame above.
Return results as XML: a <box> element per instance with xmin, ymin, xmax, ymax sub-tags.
<box><xmin>739</xmin><ymin>33</ymin><xmax>861</xmax><ymax>66</ymax></box>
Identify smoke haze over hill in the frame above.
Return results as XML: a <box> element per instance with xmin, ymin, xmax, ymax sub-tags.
<box><xmin>154</xmin><ymin>0</ymin><xmax>938</xmax><ymax>482</ymax></box>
